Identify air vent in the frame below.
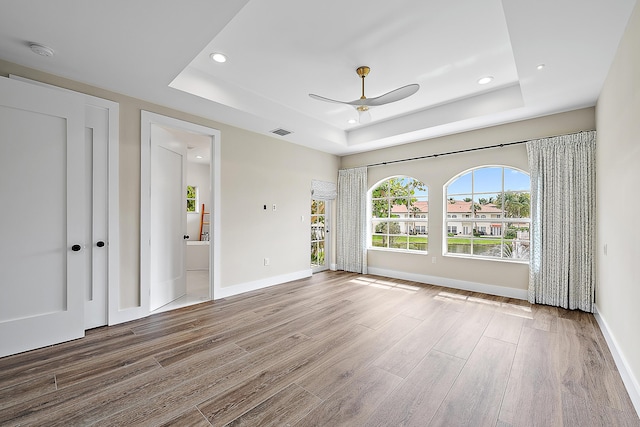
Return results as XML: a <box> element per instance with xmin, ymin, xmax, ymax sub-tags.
<box><xmin>270</xmin><ymin>128</ymin><xmax>292</xmax><ymax>137</ymax></box>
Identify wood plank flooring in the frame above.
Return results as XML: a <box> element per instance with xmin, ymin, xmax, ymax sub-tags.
<box><xmin>0</xmin><ymin>271</ymin><xmax>638</xmax><ymax>426</ymax></box>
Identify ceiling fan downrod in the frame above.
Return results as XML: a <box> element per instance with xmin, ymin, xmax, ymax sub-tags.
<box><xmin>357</xmin><ymin>66</ymin><xmax>370</xmax><ymax>100</ymax></box>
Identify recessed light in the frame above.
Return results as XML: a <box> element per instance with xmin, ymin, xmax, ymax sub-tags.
<box><xmin>477</xmin><ymin>76</ymin><xmax>493</xmax><ymax>85</ymax></box>
<box><xmin>196</xmin><ymin>155</ymin><xmax>203</xmax><ymax>159</ymax></box>
<box><xmin>30</xmin><ymin>43</ymin><xmax>54</xmax><ymax>57</ymax></box>
<box><xmin>210</xmin><ymin>52</ymin><xmax>227</xmax><ymax>63</ymax></box>
<box><xmin>536</xmin><ymin>63</ymin><xmax>546</xmax><ymax>70</ymax></box>
<box><xmin>347</xmin><ymin>119</ymin><xmax>357</xmax><ymax>124</ymax></box>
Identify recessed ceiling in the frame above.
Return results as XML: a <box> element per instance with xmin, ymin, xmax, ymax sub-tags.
<box><xmin>0</xmin><ymin>0</ymin><xmax>636</xmax><ymax>155</ymax></box>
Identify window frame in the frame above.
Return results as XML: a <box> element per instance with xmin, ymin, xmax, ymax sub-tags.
<box><xmin>443</xmin><ymin>165</ymin><xmax>530</xmax><ymax>263</ymax></box>
<box><xmin>368</xmin><ymin>175</ymin><xmax>429</xmax><ymax>254</ymax></box>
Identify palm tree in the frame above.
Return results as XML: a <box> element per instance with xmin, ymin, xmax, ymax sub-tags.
<box><xmin>496</xmin><ymin>192</ymin><xmax>530</xmax><ymax>218</ymax></box>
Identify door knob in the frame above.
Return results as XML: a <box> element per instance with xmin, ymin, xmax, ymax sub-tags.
<box><xmin>183</xmin><ymin>235</ymin><xmax>190</xmax><ymax>239</ymax></box>
<box><xmin>71</xmin><ymin>244</ymin><xmax>82</xmax><ymax>252</ymax></box>
<box><xmin>97</xmin><ymin>241</ymin><xmax>105</xmax><ymax>247</ymax></box>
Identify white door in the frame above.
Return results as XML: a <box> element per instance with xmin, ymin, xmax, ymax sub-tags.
<box><xmin>84</xmin><ymin>105</ymin><xmax>109</xmax><ymax>328</ymax></box>
<box><xmin>0</xmin><ymin>77</ymin><xmax>85</xmax><ymax>358</ymax></box>
<box><xmin>150</xmin><ymin>125</ymin><xmax>187</xmax><ymax>311</ymax></box>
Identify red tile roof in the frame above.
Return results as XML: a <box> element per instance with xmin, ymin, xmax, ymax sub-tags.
<box><xmin>390</xmin><ymin>200</ymin><xmax>502</xmax><ymax>214</ymax></box>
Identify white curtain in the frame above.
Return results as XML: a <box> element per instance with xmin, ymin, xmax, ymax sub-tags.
<box><xmin>527</xmin><ymin>131</ymin><xmax>596</xmax><ymax>312</ymax></box>
<box><xmin>336</xmin><ymin>167</ymin><xmax>368</xmax><ymax>273</ymax></box>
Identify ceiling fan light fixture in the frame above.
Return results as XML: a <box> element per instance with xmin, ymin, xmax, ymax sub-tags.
<box><xmin>357</xmin><ymin>105</ymin><xmax>371</xmax><ymax>124</ymax></box>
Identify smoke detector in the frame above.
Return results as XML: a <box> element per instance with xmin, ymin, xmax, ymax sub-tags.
<box><xmin>30</xmin><ymin>43</ymin><xmax>55</xmax><ymax>57</ymax></box>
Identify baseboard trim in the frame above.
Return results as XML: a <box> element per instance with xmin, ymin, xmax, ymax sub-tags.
<box><xmin>366</xmin><ymin>267</ymin><xmax>528</xmax><ymax>300</ymax></box>
<box><xmin>593</xmin><ymin>304</ymin><xmax>640</xmax><ymax>417</ymax></box>
<box><xmin>214</xmin><ymin>269</ymin><xmax>312</xmax><ymax>299</ymax></box>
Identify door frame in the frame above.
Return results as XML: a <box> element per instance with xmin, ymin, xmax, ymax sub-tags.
<box><xmin>8</xmin><ymin>75</ymin><xmax>120</xmax><ymax>326</ymax></box>
<box><xmin>141</xmin><ymin>111</ymin><xmax>221</xmax><ymax>314</ymax></box>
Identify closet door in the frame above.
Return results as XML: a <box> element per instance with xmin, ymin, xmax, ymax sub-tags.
<box><xmin>0</xmin><ymin>77</ymin><xmax>85</xmax><ymax>357</ymax></box>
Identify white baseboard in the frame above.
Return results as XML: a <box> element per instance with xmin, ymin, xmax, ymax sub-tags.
<box><xmin>214</xmin><ymin>269</ymin><xmax>312</xmax><ymax>299</ymax></box>
<box><xmin>330</xmin><ymin>263</ymin><xmax>337</xmax><ymax>271</ymax></box>
<box><xmin>366</xmin><ymin>267</ymin><xmax>528</xmax><ymax>300</ymax></box>
<box><xmin>594</xmin><ymin>304</ymin><xmax>640</xmax><ymax>416</ymax></box>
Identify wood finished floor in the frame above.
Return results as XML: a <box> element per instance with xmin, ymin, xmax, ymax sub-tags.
<box><xmin>0</xmin><ymin>271</ymin><xmax>638</xmax><ymax>426</ymax></box>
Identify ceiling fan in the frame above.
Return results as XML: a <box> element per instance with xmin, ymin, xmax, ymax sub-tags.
<box><xmin>309</xmin><ymin>66</ymin><xmax>420</xmax><ymax>124</ymax></box>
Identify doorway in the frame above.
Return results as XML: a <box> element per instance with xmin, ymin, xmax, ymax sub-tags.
<box><xmin>151</xmin><ymin>125</ymin><xmax>212</xmax><ymax>313</ymax></box>
<box><xmin>140</xmin><ymin>111</ymin><xmax>221</xmax><ymax>314</ymax></box>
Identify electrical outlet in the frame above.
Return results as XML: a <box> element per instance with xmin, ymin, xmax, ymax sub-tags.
<box><xmin>264</xmin><ymin>257</ymin><xmax>270</xmax><ymax>266</ymax></box>
<box><xmin>432</xmin><ymin>256</ymin><xmax>437</xmax><ymax>264</ymax></box>
<box><xmin>272</xmin><ymin>204</ymin><xmax>277</xmax><ymax>211</ymax></box>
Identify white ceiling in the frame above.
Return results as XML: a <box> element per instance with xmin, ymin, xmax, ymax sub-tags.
<box><xmin>0</xmin><ymin>0</ymin><xmax>636</xmax><ymax>155</ymax></box>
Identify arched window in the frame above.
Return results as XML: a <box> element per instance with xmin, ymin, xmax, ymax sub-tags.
<box><xmin>445</xmin><ymin>166</ymin><xmax>530</xmax><ymax>260</ymax></box>
<box><xmin>370</xmin><ymin>176</ymin><xmax>428</xmax><ymax>252</ymax></box>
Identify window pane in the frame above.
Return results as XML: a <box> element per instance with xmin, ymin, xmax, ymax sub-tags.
<box><xmin>502</xmin><ymin>192</ymin><xmax>531</xmax><ymax>218</ymax></box>
<box><xmin>473</xmin><ymin>167</ymin><xmax>503</xmax><ymax>193</ymax></box>
<box><xmin>371</xmin><ymin>235</ymin><xmax>386</xmax><ymax>248</ymax></box>
<box><xmin>311</xmin><ymin>200</ymin><xmax>325</xmax><ymax>215</ymax></box>
<box><xmin>502</xmin><ymin>239</ymin><xmax>529</xmax><ymax>260</ymax></box>
<box><xmin>447</xmin><ymin>171</ymin><xmax>472</xmax><ymax>194</ymax></box>
<box><xmin>474</xmin><ymin>194</ymin><xmax>501</xmax><ymax>218</ymax></box>
<box><xmin>187</xmin><ymin>199</ymin><xmax>195</xmax><ymax>212</ymax></box>
<box><xmin>372</xmin><ymin>180</ymin><xmax>389</xmax><ymax>198</ymax></box>
<box><xmin>187</xmin><ymin>185</ymin><xmax>196</xmax><ymax>198</ymax></box>
<box><xmin>388</xmin><ymin>221</ymin><xmax>401</xmax><ymax>235</ymax></box>
<box><xmin>447</xmin><ymin>195</ymin><xmax>472</xmax><ymax>217</ymax></box>
<box><xmin>311</xmin><ymin>225</ymin><xmax>324</xmax><ymax>241</ymax></box>
<box><xmin>372</xmin><ymin>220</ymin><xmax>387</xmax><ymax>235</ymax></box>
<box><xmin>392</xmin><ymin>198</ymin><xmax>409</xmax><ymax>217</ymax></box>
<box><xmin>372</xmin><ymin>199</ymin><xmax>390</xmax><ymax>218</ymax></box>
<box><xmin>448</xmin><ymin>237</ymin><xmax>471</xmax><ymax>254</ymax></box>
<box><xmin>311</xmin><ymin>241</ymin><xmax>325</xmax><ymax>266</ymax></box>
<box><xmin>504</xmin><ymin>169</ymin><xmax>530</xmax><ymax>192</ymax></box>
<box><xmin>409</xmin><ymin>236</ymin><xmax>427</xmax><ymax>251</ymax></box>
<box><xmin>389</xmin><ymin>235</ymin><xmax>408</xmax><ymax>249</ymax></box>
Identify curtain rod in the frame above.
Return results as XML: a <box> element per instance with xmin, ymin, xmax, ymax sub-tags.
<box><xmin>365</xmin><ymin>130</ymin><xmax>588</xmax><ymax>168</ymax></box>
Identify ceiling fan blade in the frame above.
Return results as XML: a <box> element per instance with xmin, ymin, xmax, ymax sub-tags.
<box><xmin>308</xmin><ymin>93</ymin><xmax>351</xmax><ymax>105</ymax></box>
<box><xmin>363</xmin><ymin>84</ymin><xmax>420</xmax><ymax>107</ymax></box>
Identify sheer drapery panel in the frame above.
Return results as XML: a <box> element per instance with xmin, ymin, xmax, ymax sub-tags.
<box><xmin>527</xmin><ymin>131</ymin><xmax>596</xmax><ymax>312</ymax></box>
<box><xmin>336</xmin><ymin>167</ymin><xmax>367</xmax><ymax>273</ymax></box>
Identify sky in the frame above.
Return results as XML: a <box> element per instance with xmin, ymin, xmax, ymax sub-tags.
<box><xmin>375</xmin><ymin>167</ymin><xmax>530</xmax><ymax>200</ymax></box>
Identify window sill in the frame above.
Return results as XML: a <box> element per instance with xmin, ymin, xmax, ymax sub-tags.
<box><xmin>443</xmin><ymin>253</ymin><xmax>529</xmax><ymax>264</ymax></box>
<box><xmin>368</xmin><ymin>247</ymin><xmax>429</xmax><ymax>255</ymax></box>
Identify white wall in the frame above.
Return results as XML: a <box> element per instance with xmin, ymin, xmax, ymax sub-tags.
<box><xmin>596</xmin><ymin>0</ymin><xmax>640</xmax><ymax>410</ymax></box>
<box><xmin>341</xmin><ymin>108</ymin><xmax>595</xmax><ymax>297</ymax></box>
<box><xmin>220</xmin><ymin>125</ymin><xmax>339</xmax><ymax>289</ymax></box>
<box><xmin>0</xmin><ymin>59</ymin><xmax>340</xmax><ymax>306</ymax></box>
<box><xmin>186</xmin><ymin>161</ymin><xmax>211</xmax><ymax>241</ymax></box>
